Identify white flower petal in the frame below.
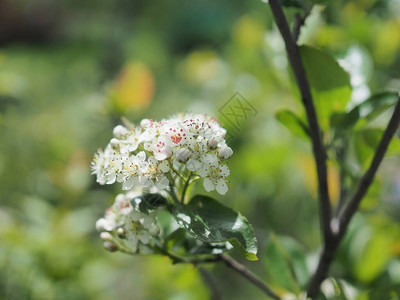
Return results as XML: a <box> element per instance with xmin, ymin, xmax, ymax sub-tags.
<box><xmin>122</xmin><ymin>176</ymin><xmax>135</xmax><ymax>190</ymax></box>
<box><xmin>187</xmin><ymin>158</ymin><xmax>201</xmax><ymax>171</ymax></box>
<box><xmin>219</xmin><ymin>165</ymin><xmax>230</xmax><ymax>178</ymax></box>
<box><xmin>159</xmin><ymin>160</ymin><xmax>169</xmax><ymax>172</ymax></box>
<box><xmin>203</xmin><ymin>178</ymin><xmax>215</xmax><ymax>192</ymax></box>
<box><xmin>198</xmin><ymin>164</ymin><xmax>209</xmax><ymax>178</ymax></box>
<box><xmin>201</xmin><ymin>154</ymin><xmax>218</xmax><ymax>167</ymax></box>
<box><xmin>139</xmin><ymin>231</ymin><xmax>150</xmax><ymax>244</ymax></box>
<box><xmin>216</xmin><ymin>179</ymin><xmax>228</xmax><ymax>195</ymax></box>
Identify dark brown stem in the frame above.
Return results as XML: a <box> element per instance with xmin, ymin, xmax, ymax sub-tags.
<box><xmin>307</xmin><ymin>95</ymin><xmax>400</xmax><ymax>298</ymax></box>
<box><xmin>269</xmin><ymin>0</ymin><xmax>400</xmax><ymax>297</ymax></box>
<box><xmin>338</xmin><ymin>96</ymin><xmax>400</xmax><ymax>237</ymax></box>
<box><xmin>158</xmin><ymin>246</ymin><xmax>280</xmax><ymax>299</ymax></box>
<box><xmin>269</xmin><ymin>0</ymin><xmax>332</xmax><ymax>242</ymax></box>
<box><xmin>292</xmin><ymin>9</ymin><xmax>311</xmax><ymax>42</ymax></box>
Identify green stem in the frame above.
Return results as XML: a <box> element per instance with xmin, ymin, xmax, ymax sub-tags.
<box><xmin>169</xmin><ymin>160</ymin><xmax>186</xmax><ymax>181</ymax></box>
<box><xmin>166</xmin><ymin>173</ymin><xmax>180</xmax><ymax>204</ymax></box>
<box><xmin>181</xmin><ymin>172</ymin><xmax>193</xmax><ymax>203</ymax></box>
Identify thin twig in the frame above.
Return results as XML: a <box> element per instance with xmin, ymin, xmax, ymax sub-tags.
<box><xmin>307</xmin><ymin>95</ymin><xmax>400</xmax><ymax>297</ymax></box>
<box><xmin>221</xmin><ymin>254</ymin><xmax>281</xmax><ymax>300</ymax></box>
<box><xmin>292</xmin><ymin>10</ymin><xmax>311</xmax><ymax>42</ymax></box>
<box><xmin>335</xmin><ymin>142</ymin><xmax>349</xmax><ymax>218</ymax></box>
<box><xmin>269</xmin><ymin>0</ymin><xmax>332</xmax><ymax>242</ymax></box>
<box><xmin>160</xmin><ymin>249</ymin><xmax>280</xmax><ymax>300</ymax></box>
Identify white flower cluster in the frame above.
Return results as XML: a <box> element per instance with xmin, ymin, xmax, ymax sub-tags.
<box><xmin>96</xmin><ymin>192</ymin><xmax>160</xmax><ymax>252</ymax></box>
<box><xmin>91</xmin><ymin>113</ymin><xmax>233</xmax><ymax>195</ymax></box>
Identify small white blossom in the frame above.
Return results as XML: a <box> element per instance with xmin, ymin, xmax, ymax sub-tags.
<box><xmin>113</xmin><ymin>125</ymin><xmax>129</xmax><ymax>138</ymax></box>
<box><xmin>218</xmin><ymin>146</ymin><xmax>233</xmax><ymax>159</ymax></box>
<box><xmin>175</xmin><ymin>148</ymin><xmax>191</xmax><ymax>163</ymax></box>
<box><xmin>199</xmin><ymin>154</ymin><xmax>230</xmax><ymax>195</ymax></box>
<box><xmin>208</xmin><ymin>138</ymin><xmax>218</xmax><ymax>150</ymax></box>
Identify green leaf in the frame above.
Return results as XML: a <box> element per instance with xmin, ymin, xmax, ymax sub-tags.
<box><xmin>263</xmin><ymin>234</ymin><xmax>308</xmax><ymax>293</ymax></box>
<box><xmin>164</xmin><ymin>228</ymin><xmax>230</xmax><ymax>256</ymax></box>
<box><xmin>299</xmin><ymin>45</ymin><xmax>352</xmax><ymax>129</ymax></box>
<box><xmin>353</xmin><ymin>230</ymin><xmax>393</xmax><ymax>283</ymax></box>
<box><xmin>131</xmin><ymin>193</ymin><xmax>168</xmax><ymax>213</ymax></box>
<box><xmin>171</xmin><ymin>195</ymin><xmax>258</xmax><ymax>261</ymax></box>
<box><xmin>330</xmin><ymin>110</ymin><xmax>359</xmax><ymax>137</ymax></box>
<box><xmin>276</xmin><ymin>109</ymin><xmax>309</xmax><ymax>139</ymax></box>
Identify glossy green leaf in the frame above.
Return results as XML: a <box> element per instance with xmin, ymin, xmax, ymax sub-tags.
<box><xmin>131</xmin><ymin>193</ymin><xmax>168</xmax><ymax>213</ymax></box>
<box><xmin>263</xmin><ymin>234</ymin><xmax>308</xmax><ymax>293</ymax></box>
<box><xmin>300</xmin><ymin>45</ymin><xmax>352</xmax><ymax>128</ymax></box>
<box><xmin>163</xmin><ymin>228</ymin><xmax>229</xmax><ymax>256</ymax></box>
<box><xmin>171</xmin><ymin>195</ymin><xmax>258</xmax><ymax>261</ymax></box>
<box><xmin>276</xmin><ymin>109</ymin><xmax>309</xmax><ymax>139</ymax></box>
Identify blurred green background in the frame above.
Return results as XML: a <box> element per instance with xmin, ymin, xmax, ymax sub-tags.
<box><xmin>1</xmin><ymin>0</ymin><xmax>400</xmax><ymax>299</ymax></box>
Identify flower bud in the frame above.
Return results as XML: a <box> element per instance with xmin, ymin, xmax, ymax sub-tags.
<box><xmin>218</xmin><ymin>146</ymin><xmax>233</xmax><ymax>159</ymax></box>
<box><xmin>117</xmin><ymin>227</ymin><xmax>126</xmax><ymax>239</ymax></box>
<box><xmin>140</xmin><ymin>119</ymin><xmax>152</xmax><ymax>127</ymax></box>
<box><xmin>207</xmin><ymin>138</ymin><xmax>218</xmax><ymax>150</ymax></box>
<box><xmin>110</xmin><ymin>138</ymin><xmax>120</xmax><ymax>147</ymax></box>
<box><xmin>175</xmin><ymin>148</ymin><xmax>191</xmax><ymax>163</ymax></box>
<box><xmin>149</xmin><ymin>224</ymin><xmax>160</xmax><ymax>236</ymax></box>
<box><xmin>113</xmin><ymin>125</ymin><xmax>128</xmax><ymax>138</ymax></box>
<box><xmin>100</xmin><ymin>232</ymin><xmax>113</xmax><ymax>241</ymax></box>
<box><xmin>95</xmin><ymin>218</ymin><xmax>107</xmax><ymax>232</ymax></box>
<box><xmin>103</xmin><ymin>241</ymin><xmax>118</xmax><ymax>252</ymax></box>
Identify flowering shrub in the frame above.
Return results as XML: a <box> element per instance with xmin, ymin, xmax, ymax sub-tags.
<box><xmin>89</xmin><ymin>2</ymin><xmax>400</xmax><ymax>297</ymax></box>
<box><xmin>91</xmin><ymin>113</ymin><xmax>258</xmax><ymax>261</ymax></box>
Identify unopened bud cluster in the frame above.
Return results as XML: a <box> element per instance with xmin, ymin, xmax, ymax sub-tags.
<box><xmin>96</xmin><ymin>192</ymin><xmax>160</xmax><ymax>253</ymax></box>
<box><xmin>91</xmin><ymin>113</ymin><xmax>233</xmax><ymax>195</ymax></box>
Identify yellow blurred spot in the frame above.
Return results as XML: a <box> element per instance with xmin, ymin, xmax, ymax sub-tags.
<box><xmin>233</xmin><ymin>16</ymin><xmax>264</xmax><ymax>49</ymax></box>
<box><xmin>110</xmin><ymin>61</ymin><xmax>155</xmax><ymax>113</ymax></box>
<box><xmin>372</xmin><ymin>20</ymin><xmax>400</xmax><ymax>66</ymax></box>
<box><xmin>315</xmin><ymin>26</ymin><xmax>348</xmax><ymax>48</ymax></box>
<box><xmin>342</xmin><ymin>2</ymin><xmax>367</xmax><ymax>20</ymax></box>
<box><xmin>179</xmin><ymin>50</ymin><xmax>220</xmax><ymax>85</ymax></box>
<box><xmin>390</xmin><ymin>240</ymin><xmax>400</xmax><ymax>256</ymax></box>
<box><xmin>297</xmin><ymin>154</ymin><xmax>340</xmax><ymax>204</ymax></box>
